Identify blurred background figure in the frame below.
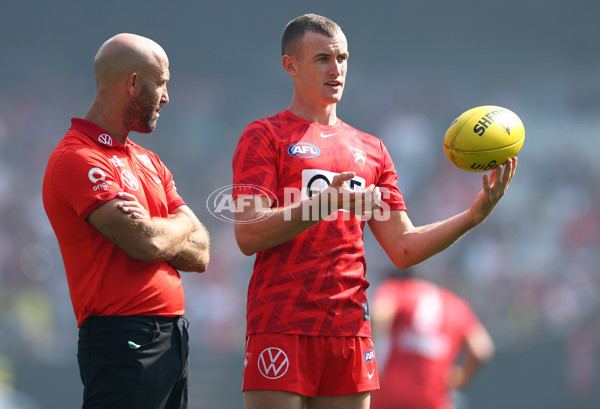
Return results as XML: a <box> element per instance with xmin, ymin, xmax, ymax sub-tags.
<box><xmin>370</xmin><ymin>268</ymin><xmax>494</xmax><ymax>409</ymax></box>
<box><xmin>0</xmin><ymin>355</ymin><xmax>40</xmax><ymax>409</ymax></box>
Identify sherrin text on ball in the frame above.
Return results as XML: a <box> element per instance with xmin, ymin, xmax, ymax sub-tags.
<box><xmin>443</xmin><ymin>105</ymin><xmax>525</xmax><ymax>172</ymax></box>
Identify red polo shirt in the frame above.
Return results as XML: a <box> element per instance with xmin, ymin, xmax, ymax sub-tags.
<box><xmin>43</xmin><ymin>118</ymin><xmax>186</xmax><ymax>327</ymax></box>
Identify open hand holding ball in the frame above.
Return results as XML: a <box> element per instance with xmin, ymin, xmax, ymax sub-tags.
<box><xmin>443</xmin><ymin>106</ymin><xmax>524</xmax><ymax>172</ymax></box>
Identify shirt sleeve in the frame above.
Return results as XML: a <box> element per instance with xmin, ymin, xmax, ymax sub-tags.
<box><xmin>49</xmin><ymin>148</ymin><xmax>122</xmax><ymax>219</ymax></box>
<box><xmin>231</xmin><ymin>121</ymin><xmax>278</xmax><ymax>201</ymax></box>
<box><xmin>376</xmin><ymin>140</ymin><xmax>407</xmax><ymax>212</ymax></box>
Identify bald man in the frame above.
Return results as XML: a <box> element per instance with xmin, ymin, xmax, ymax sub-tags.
<box><xmin>43</xmin><ymin>33</ymin><xmax>210</xmax><ymax>409</ymax></box>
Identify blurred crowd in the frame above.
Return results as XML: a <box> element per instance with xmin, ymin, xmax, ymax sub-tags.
<box><xmin>1</xmin><ymin>25</ymin><xmax>600</xmax><ymax>409</ymax></box>
<box><xmin>1</xmin><ymin>70</ymin><xmax>598</xmax><ymax>365</ymax></box>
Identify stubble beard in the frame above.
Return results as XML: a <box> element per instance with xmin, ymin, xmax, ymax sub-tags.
<box><xmin>123</xmin><ymin>85</ymin><xmax>159</xmax><ymax>134</ymax></box>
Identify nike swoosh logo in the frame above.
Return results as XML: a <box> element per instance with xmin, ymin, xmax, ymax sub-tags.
<box><xmin>320</xmin><ymin>132</ymin><xmax>336</xmax><ymax>138</ymax></box>
<box><xmin>368</xmin><ymin>370</ymin><xmax>375</xmax><ymax>379</ymax></box>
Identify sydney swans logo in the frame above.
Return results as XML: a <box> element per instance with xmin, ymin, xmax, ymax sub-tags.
<box><xmin>258</xmin><ymin>347</ymin><xmax>289</xmax><ymax>379</ymax></box>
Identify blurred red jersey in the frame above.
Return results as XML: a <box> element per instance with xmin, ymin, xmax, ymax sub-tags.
<box><xmin>232</xmin><ymin>110</ymin><xmax>406</xmax><ymax>337</ymax></box>
<box><xmin>371</xmin><ymin>278</ymin><xmax>480</xmax><ymax>409</ymax></box>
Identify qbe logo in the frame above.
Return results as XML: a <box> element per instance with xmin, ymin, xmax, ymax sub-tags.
<box><xmin>364</xmin><ymin>348</ymin><xmax>375</xmax><ymax>363</ymax></box>
<box><xmin>206</xmin><ymin>184</ymin><xmax>278</xmax><ymax>224</ymax></box>
<box><xmin>258</xmin><ymin>347</ymin><xmax>289</xmax><ymax>379</ymax></box>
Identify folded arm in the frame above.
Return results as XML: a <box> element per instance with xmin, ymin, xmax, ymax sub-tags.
<box><xmin>88</xmin><ymin>192</ymin><xmax>209</xmax><ymax>272</ymax></box>
<box><xmin>166</xmin><ymin>205</ymin><xmax>210</xmax><ymax>272</ymax></box>
<box><xmin>89</xmin><ymin>193</ymin><xmax>193</xmax><ymax>262</ymax></box>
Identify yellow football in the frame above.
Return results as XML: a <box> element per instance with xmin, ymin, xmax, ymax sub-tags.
<box><xmin>443</xmin><ymin>105</ymin><xmax>525</xmax><ymax>172</ymax></box>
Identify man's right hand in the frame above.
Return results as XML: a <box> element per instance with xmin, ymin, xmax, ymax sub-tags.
<box><xmin>324</xmin><ymin>171</ymin><xmax>380</xmax><ymax>216</ymax></box>
<box><xmin>116</xmin><ymin>192</ymin><xmax>150</xmax><ymax>219</ymax></box>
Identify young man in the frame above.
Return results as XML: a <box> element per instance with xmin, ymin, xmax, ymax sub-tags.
<box><xmin>232</xmin><ymin>13</ymin><xmax>516</xmax><ymax>409</ymax></box>
<box><xmin>370</xmin><ymin>268</ymin><xmax>495</xmax><ymax>409</ymax></box>
<box><xmin>43</xmin><ymin>33</ymin><xmax>210</xmax><ymax>409</ymax></box>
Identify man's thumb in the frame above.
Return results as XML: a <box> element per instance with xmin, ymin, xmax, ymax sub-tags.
<box><xmin>330</xmin><ymin>172</ymin><xmax>355</xmax><ymax>187</ymax></box>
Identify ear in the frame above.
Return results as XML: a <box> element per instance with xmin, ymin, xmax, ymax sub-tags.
<box><xmin>281</xmin><ymin>55</ymin><xmax>297</xmax><ymax>77</ymax></box>
<box><xmin>127</xmin><ymin>72</ymin><xmax>139</xmax><ymax>96</ymax></box>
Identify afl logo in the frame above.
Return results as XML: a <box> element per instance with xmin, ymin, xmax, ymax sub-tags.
<box><xmin>288</xmin><ymin>142</ymin><xmax>320</xmax><ymax>158</ymax></box>
<box><xmin>364</xmin><ymin>348</ymin><xmax>375</xmax><ymax>363</ymax></box>
<box><xmin>258</xmin><ymin>347</ymin><xmax>289</xmax><ymax>379</ymax></box>
<box><xmin>206</xmin><ymin>184</ymin><xmax>278</xmax><ymax>224</ymax></box>
<box><xmin>98</xmin><ymin>134</ymin><xmax>113</xmax><ymax>146</ymax></box>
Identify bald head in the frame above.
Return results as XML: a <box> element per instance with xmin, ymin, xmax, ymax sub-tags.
<box><xmin>93</xmin><ymin>33</ymin><xmax>168</xmax><ymax>88</ymax></box>
<box><xmin>85</xmin><ymin>33</ymin><xmax>170</xmax><ymax>141</ymax></box>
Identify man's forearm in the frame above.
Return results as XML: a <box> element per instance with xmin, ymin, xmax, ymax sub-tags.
<box><xmin>168</xmin><ymin>222</ymin><xmax>210</xmax><ymax>272</ymax></box>
<box><xmin>234</xmin><ymin>195</ymin><xmax>326</xmax><ymax>256</ymax></box>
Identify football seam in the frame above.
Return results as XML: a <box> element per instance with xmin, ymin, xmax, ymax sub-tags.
<box><xmin>449</xmin><ymin>107</ymin><xmax>491</xmax><ymax>147</ymax></box>
<box><xmin>444</xmin><ymin>136</ymin><xmax>525</xmax><ymax>153</ymax></box>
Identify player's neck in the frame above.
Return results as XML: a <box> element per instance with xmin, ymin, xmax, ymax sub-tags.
<box><xmin>84</xmin><ymin>101</ymin><xmax>130</xmax><ymax>145</ymax></box>
<box><xmin>287</xmin><ymin>100</ymin><xmax>338</xmax><ymax>126</ymax></box>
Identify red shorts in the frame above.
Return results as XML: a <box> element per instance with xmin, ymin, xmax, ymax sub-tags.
<box><xmin>242</xmin><ymin>333</ymin><xmax>379</xmax><ymax>397</ymax></box>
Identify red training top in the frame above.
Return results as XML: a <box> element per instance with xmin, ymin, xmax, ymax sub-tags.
<box><xmin>232</xmin><ymin>110</ymin><xmax>406</xmax><ymax>338</ymax></box>
<box><xmin>43</xmin><ymin>118</ymin><xmax>186</xmax><ymax>327</ymax></box>
<box><xmin>371</xmin><ymin>278</ymin><xmax>480</xmax><ymax>409</ymax></box>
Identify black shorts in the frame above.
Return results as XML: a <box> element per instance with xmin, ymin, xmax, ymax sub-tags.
<box><xmin>77</xmin><ymin>315</ymin><xmax>189</xmax><ymax>409</ymax></box>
